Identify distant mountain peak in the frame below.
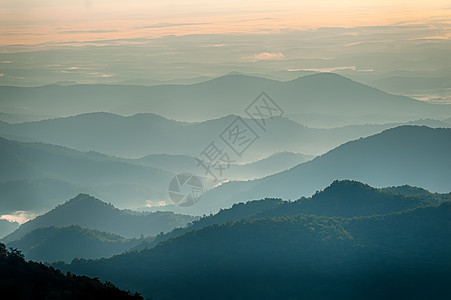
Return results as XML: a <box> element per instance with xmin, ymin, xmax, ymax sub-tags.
<box><xmin>2</xmin><ymin>193</ymin><xmax>197</xmax><ymax>243</ymax></box>
<box><xmin>60</xmin><ymin>193</ymin><xmax>115</xmax><ymax>210</ymax></box>
<box><xmin>215</xmin><ymin>73</ymin><xmax>270</xmax><ymax>80</ymax></box>
<box><xmin>316</xmin><ymin>179</ymin><xmax>377</xmax><ymax>196</ymax></box>
<box><xmin>193</xmin><ymin>113</ymin><xmax>242</xmax><ymax>125</ymax></box>
<box><xmin>69</xmin><ymin>111</ymin><xmax>121</xmax><ymax>118</ymax></box>
<box><xmin>315</xmin><ymin>180</ymin><xmax>377</xmax><ymax>198</ymax></box>
<box><xmin>328</xmin><ymin>179</ymin><xmax>373</xmax><ymax>190</ymax></box>
<box><xmin>382</xmin><ymin>124</ymin><xmax>438</xmax><ymax>133</ymax></box>
<box><xmin>66</xmin><ymin>193</ymin><xmax>98</xmax><ymax>202</ymax></box>
<box><xmin>73</xmin><ymin>193</ymin><xmax>93</xmax><ymax>199</ymax></box>
<box><xmin>199</xmin><ymin>73</ymin><xmax>278</xmax><ymax>86</ymax></box>
<box><xmin>288</xmin><ymin>72</ymin><xmax>361</xmax><ymax>86</ymax></box>
<box><xmin>128</xmin><ymin>112</ymin><xmax>176</xmax><ymax>122</ymax></box>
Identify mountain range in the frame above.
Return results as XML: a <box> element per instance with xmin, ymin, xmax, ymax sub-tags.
<box><xmin>0</xmin><ymin>135</ymin><xmax>312</xmax><ymax>215</ymax></box>
<box><xmin>1</xmin><ymin>73</ymin><xmax>450</xmax><ymax>123</ymax></box>
<box><xmin>0</xmin><ymin>136</ymin><xmax>176</xmax><ymax>212</ymax></box>
<box><xmin>170</xmin><ymin>126</ymin><xmax>451</xmax><ymax>215</ymax></box>
<box><xmin>53</xmin><ymin>180</ymin><xmax>451</xmax><ymax>299</ymax></box>
<box><xmin>7</xmin><ymin>225</ymin><xmax>143</xmax><ymax>263</ymax></box>
<box><xmin>0</xmin><ymin>111</ymin><xmax>448</xmax><ymax>159</ymax></box>
<box><xmin>7</xmin><ymin>179</ymin><xmax>447</xmax><ymax>264</ymax></box>
<box><xmin>2</xmin><ymin>125</ymin><xmax>449</xmax><ymax>217</ymax></box>
<box><xmin>131</xmin><ymin>151</ymin><xmax>313</xmax><ymax>181</ymax></box>
<box><xmin>134</xmin><ymin>179</ymin><xmax>449</xmax><ymax>251</ymax></box>
<box><xmin>2</xmin><ymin>194</ymin><xmax>197</xmax><ymax>243</ymax></box>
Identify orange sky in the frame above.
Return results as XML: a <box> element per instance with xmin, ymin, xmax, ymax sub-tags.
<box><xmin>1</xmin><ymin>0</ymin><xmax>450</xmax><ymax>47</ymax></box>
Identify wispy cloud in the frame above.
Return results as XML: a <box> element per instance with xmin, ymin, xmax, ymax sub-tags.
<box><xmin>301</xmin><ymin>66</ymin><xmax>357</xmax><ymax>72</ymax></box>
<box><xmin>59</xmin><ymin>66</ymin><xmax>87</xmax><ymax>74</ymax></box>
<box><xmin>89</xmin><ymin>72</ymin><xmax>115</xmax><ymax>78</ymax></box>
<box><xmin>243</xmin><ymin>52</ymin><xmax>285</xmax><ymax>61</ymax></box>
<box><xmin>58</xmin><ymin>29</ymin><xmax>120</xmax><ymax>34</ymax></box>
<box><xmin>145</xmin><ymin>200</ymin><xmax>167</xmax><ymax>208</ymax></box>
<box><xmin>136</xmin><ymin>22</ymin><xmax>211</xmax><ymax>29</ymax></box>
<box><xmin>0</xmin><ymin>211</ymin><xmax>36</xmax><ymax>224</ymax></box>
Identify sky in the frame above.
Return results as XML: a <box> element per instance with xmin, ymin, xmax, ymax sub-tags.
<box><xmin>1</xmin><ymin>0</ymin><xmax>450</xmax><ymax>47</ymax></box>
<box><xmin>0</xmin><ymin>0</ymin><xmax>450</xmax><ymax>102</ymax></box>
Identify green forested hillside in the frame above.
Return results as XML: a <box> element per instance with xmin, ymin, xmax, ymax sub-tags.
<box><xmin>135</xmin><ymin>180</ymin><xmax>444</xmax><ymax>250</ymax></box>
<box><xmin>57</xmin><ymin>182</ymin><xmax>451</xmax><ymax>299</ymax></box>
<box><xmin>253</xmin><ymin>180</ymin><xmax>435</xmax><ymax>218</ymax></box>
<box><xmin>4</xmin><ymin>176</ymin><xmax>450</xmax><ymax>300</ymax></box>
<box><xmin>7</xmin><ymin>225</ymin><xmax>143</xmax><ymax>263</ymax></box>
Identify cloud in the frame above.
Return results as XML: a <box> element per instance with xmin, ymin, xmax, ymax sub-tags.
<box><xmin>59</xmin><ymin>67</ymin><xmax>86</xmax><ymax>74</ymax></box>
<box><xmin>244</xmin><ymin>52</ymin><xmax>285</xmax><ymax>61</ymax></box>
<box><xmin>58</xmin><ymin>30</ymin><xmax>119</xmax><ymax>34</ymax></box>
<box><xmin>89</xmin><ymin>72</ymin><xmax>115</xmax><ymax>78</ymax></box>
<box><xmin>145</xmin><ymin>200</ymin><xmax>167</xmax><ymax>208</ymax></box>
<box><xmin>301</xmin><ymin>66</ymin><xmax>357</xmax><ymax>72</ymax></box>
<box><xmin>136</xmin><ymin>22</ymin><xmax>211</xmax><ymax>29</ymax></box>
<box><xmin>0</xmin><ymin>211</ymin><xmax>36</xmax><ymax>224</ymax></box>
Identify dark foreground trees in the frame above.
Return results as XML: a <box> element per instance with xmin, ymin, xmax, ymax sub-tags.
<box><xmin>0</xmin><ymin>243</ymin><xmax>142</xmax><ymax>300</ymax></box>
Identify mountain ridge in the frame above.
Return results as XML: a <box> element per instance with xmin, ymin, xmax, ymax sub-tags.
<box><xmin>58</xmin><ymin>201</ymin><xmax>451</xmax><ymax>299</ymax></box>
<box><xmin>7</xmin><ymin>225</ymin><xmax>143</xmax><ymax>263</ymax></box>
<box><xmin>181</xmin><ymin>125</ymin><xmax>451</xmax><ymax>215</ymax></box>
<box><xmin>0</xmin><ymin>136</ymin><xmax>175</xmax><ymax>212</ymax></box>
<box><xmin>1</xmin><ymin>73</ymin><xmax>450</xmax><ymax>123</ymax></box>
<box><xmin>1</xmin><ymin>110</ymin><xmax>449</xmax><ymax>159</ymax></box>
<box><xmin>134</xmin><ymin>179</ymin><xmax>446</xmax><ymax>251</ymax></box>
<box><xmin>2</xmin><ymin>193</ymin><xmax>197</xmax><ymax>243</ymax></box>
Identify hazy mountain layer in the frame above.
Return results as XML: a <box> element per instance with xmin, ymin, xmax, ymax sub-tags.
<box><xmin>0</xmin><ymin>136</ymin><xmax>176</xmax><ymax>212</ymax></box>
<box><xmin>131</xmin><ymin>151</ymin><xmax>313</xmax><ymax>180</ymax></box>
<box><xmin>1</xmin><ymin>73</ymin><xmax>450</xmax><ymax>123</ymax></box>
<box><xmin>1</xmin><ymin>111</ymin><xmax>448</xmax><ymax>159</ymax></box>
<box><xmin>173</xmin><ymin>126</ymin><xmax>451</xmax><ymax>215</ymax></box>
<box><xmin>7</xmin><ymin>225</ymin><xmax>143</xmax><ymax>263</ymax></box>
<box><xmin>2</xmin><ymin>194</ymin><xmax>197</xmax><ymax>243</ymax></box>
<box><xmin>0</xmin><ymin>219</ymin><xmax>19</xmax><ymax>239</ymax></box>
